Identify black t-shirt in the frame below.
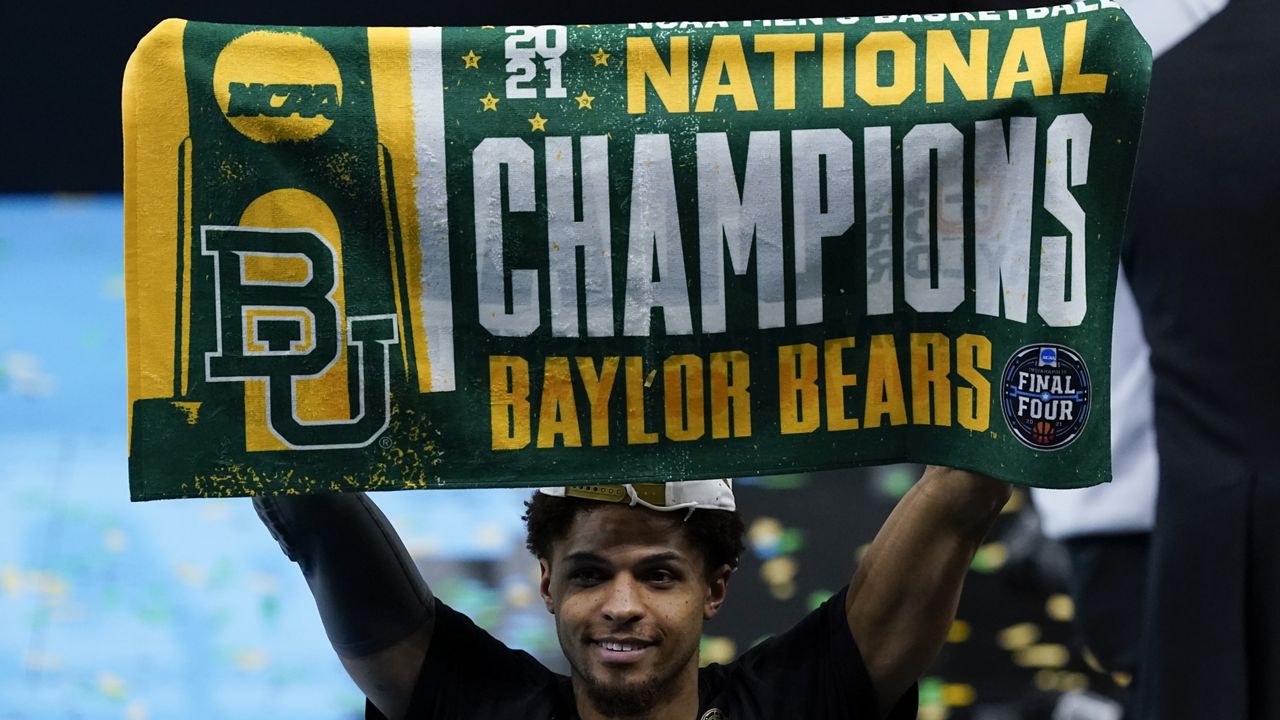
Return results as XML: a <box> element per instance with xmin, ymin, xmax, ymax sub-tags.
<box><xmin>369</xmin><ymin>586</ymin><xmax>918</xmax><ymax>719</ymax></box>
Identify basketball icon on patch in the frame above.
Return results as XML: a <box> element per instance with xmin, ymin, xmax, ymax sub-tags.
<box><xmin>1001</xmin><ymin>344</ymin><xmax>1090</xmax><ymax>451</ymax></box>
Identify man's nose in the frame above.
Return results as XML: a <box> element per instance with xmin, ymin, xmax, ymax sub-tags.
<box><xmin>601</xmin><ymin>575</ymin><xmax>644</xmax><ymax>623</ymax></box>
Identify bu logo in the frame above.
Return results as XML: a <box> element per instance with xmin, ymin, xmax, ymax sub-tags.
<box><xmin>201</xmin><ymin>224</ymin><xmax>399</xmax><ymax>449</ymax></box>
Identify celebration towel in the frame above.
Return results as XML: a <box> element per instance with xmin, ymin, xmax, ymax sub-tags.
<box><xmin>123</xmin><ymin>6</ymin><xmax>1151</xmax><ymax>500</ymax></box>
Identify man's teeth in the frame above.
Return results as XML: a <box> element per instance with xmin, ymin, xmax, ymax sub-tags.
<box><xmin>601</xmin><ymin>641</ymin><xmax>641</xmax><ymax>652</ymax></box>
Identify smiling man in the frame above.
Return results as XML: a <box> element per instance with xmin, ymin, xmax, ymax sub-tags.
<box><xmin>526</xmin><ymin>483</ymin><xmax>742</xmax><ymax>719</ymax></box>
<box><xmin>255</xmin><ymin>467</ymin><xmax>1010</xmax><ymax>719</ymax></box>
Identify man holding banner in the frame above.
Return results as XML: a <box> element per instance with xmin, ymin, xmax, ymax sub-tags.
<box><xmin>121</xmin><ymin>6</ymin><xmax>1151</xmax><ymax>718</ymax></box>
<box><xmin>256</xmin><ymin>467</ymin><xmax>1010</xmax><ymax>719</ymax></box>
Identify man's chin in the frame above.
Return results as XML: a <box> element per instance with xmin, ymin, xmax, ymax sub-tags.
<box><xmin>580</xmin><ymin>671</ymin><xmax>665</xmax><ymax>717</ymax></box>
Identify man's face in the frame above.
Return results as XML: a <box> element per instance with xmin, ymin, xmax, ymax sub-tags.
<box><xmin>539</xmin><ymin>504</ymin><xmax>729</xmax><ymax>716</ymax></box>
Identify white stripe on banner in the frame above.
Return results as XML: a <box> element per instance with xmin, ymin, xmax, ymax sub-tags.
<box><xmin>409</xmin><ymin>26</ymin><xmax>456</xmax><ymax>392</ymax></box>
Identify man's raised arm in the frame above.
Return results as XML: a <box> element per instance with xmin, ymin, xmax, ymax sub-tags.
<box><xmin>845</xmin><ymin>466</ymin><xmax>1012</xmax><ymax>717</ymax></box>
<box><xmin>253</xmin><ymin>492</ymin><xmax>435</xmax><ymax>719</ymax></box>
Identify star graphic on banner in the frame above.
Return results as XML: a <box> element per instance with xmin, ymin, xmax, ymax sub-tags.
<box><xmin>480</xmin><ymin>92</ymin><xmax>500</xmax><ymax>111</ymax></box>
<box><xmin>461</xmin><ymin>50</ymin><xmax>481</xmax><ymax>68</ymax></box>
<box><xmin>528</xmin><ymin>113</ymin><xmax>548</xmax><ymax>132</ymax></box>
<box><xmin>591</xmin><ymin>48</ymin><xmax>610</xmax><ymax>66</ymax></box>
<box><xmin>574</xmin><ymin>91</ymin><xmax>595</xmax><ymax>109</ymax></box>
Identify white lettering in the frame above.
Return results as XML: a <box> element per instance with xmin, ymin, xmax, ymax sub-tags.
<box><xmin>974</xmin><ymin>117</ymin><xmax>1036</xmax><ymax>323</ymax></box>
<box><xmin>546</xmin><ymin>136</ymin><xmax>613</xmax><ymax>337</ymax></box>
<box><xmin>792</xmin><ymin>128</ymin><xmax>855</xmax><ymax>325</ymax></box>
<box><xmin>473</xmin><ymin>138</ymin><xmax>540</xmax><ymax>336</ymax></box>
<box><xmin>1039</xmin><ymin>113</ymin><xmax>1091</xmax><ymax>326</ymax></box>
<box><xmin>902</xmin><ymin>123</ymin><xmax>965</xmax><ymax>313</ymax></box>
<box><xmin>624</xmin><ymin>134</ymin><xmax>694</xmax><ymax>336</ymax></box>
<box><xmin>697</xmin><ymin>131</ymin><xmax>785</xmax><ymax>333</ymax></box>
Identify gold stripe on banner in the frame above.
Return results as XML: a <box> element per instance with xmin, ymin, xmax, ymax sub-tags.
<box><xmin>123</xmin><ymin>18</ymin><xmax>189</xmax><ymax>446</ymax></box>
<box><xmin>367</xmin><ymin>27</ymin><xmax>430</xmax><ymax>390</ymax></box>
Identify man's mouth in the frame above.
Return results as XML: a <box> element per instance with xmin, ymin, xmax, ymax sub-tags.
<box><xmin>590</xmin><ymin>638</ymin><xmax>655</xmax><ymax>663</ymax></box>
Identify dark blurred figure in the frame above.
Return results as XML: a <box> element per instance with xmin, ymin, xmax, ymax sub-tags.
<box><xmin>1032</xmin><ymin>267</ymin><xmax>1157</xmax><ymax>717</ymax></box>
<box><xmin>1121</xmin><ymin>0</ymin><xmax>1280</xmax><ymax>717</ymax></box>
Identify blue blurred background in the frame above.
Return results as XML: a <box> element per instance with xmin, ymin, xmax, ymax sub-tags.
<box><xmin>0</xmin><ymin>195</ymin><xmax>557</xmax><ymax>719</ymax></box>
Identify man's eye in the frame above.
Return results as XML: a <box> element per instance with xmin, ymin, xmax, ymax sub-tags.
<box><xmin>648</xmin><ymin>568</ymin><xmax>677</xmax><ymax>584</ymax></box>
<box><xmin>569</xmin><ymin>568</ymin><xmax>605</xmax><ymax>584</ymax></box>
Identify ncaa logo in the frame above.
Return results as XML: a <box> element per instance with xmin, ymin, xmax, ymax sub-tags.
<box><xmin>200</xmin><ymin>189</ymin><xmax>400</xmax><ymax>450</ymax></box>
<box><xmin>1000</xmin><ymin>344</ymin><xmax>1090</xmax><ymax>451</ymax></box>
<box><xmin>212</xmin><ymin>30</ymin><xmax>342</xmax><ymax>144</ymax></box>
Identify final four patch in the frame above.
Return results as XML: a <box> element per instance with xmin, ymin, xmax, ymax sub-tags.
<box><xmin>1001</xmin><ymin>344</ymin><xmax>1090</xmax><ymax>451</ymax></box>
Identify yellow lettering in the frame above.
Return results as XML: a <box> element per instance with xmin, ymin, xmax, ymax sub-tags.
<box><xmin>576</xmin><ymin>356</ymin><xmax>619</xmax><ymax>446</ymax></box>
<box><xmin>926</xmin><ymin>29</ymin><xmax>989</xmax><ymax>103</ymax></box>
<box><xmin>695</xmin><ymin>35</ymin><xmax>758</xmax><ymax>112</ymax></box>
<box><xmin>1060</xmin><ymin>20</ymin><xmax>1108</xmax><ymax>94</ymax></box>
<box><xmin>627</xmin><ymin>36</ymin><xmax>690</xmax><ymax>114</ymax></box>
<box><xmin>664</xmin><ymin>354</ymin><xmax>705</xmax><ymax>441</ymax></box>
<box><xmin>778</xmin><ymin>343</ymin><xmax>820</xmax><ymax>434</ymax></box>
<box><xmin>625</xmin><ymin>356</ymin><xmax>659</xmax><ymax>444</ymax></box>
<box><xmin>864</xmin><ymin>335</ymin><xmax>908</xmax><ymax>428</ymax></box>
<box><xmin>909</xmin><ymin>333</ymin><xmax>952</xmax><ymax>426</ymax></box>
<box><xmin>823</xmin><ymin>337</ymin><xmax>859</xmax><ymax>431</ymax></box>
<box><xmin>709</xmin><ymin>350</ymin><xmax>751</xmax><ymax>439</ymax></box>
<box><xmin>856</xmin><ymin>31</ymin><xmax>916</xmax><ymax>107</ymax></box>
<box><xmin>754</xmin><ymin>33</ymin><xmax>814</xmax><ymax>110</ymax></box>
<box><xmin>994</xmin><ymin>27</ymin><xmax>1054</xmax><ymax>99</ymax></box>
<box><xmin>489</xmin><ymin>355</ymin><xmax>530</xmax><ymax>450</ymax></box>
<box><xmin>822</xmin><ymin>33</ymin><xmax>845</xmax><ymax>108</ymax></box>
<box><xmin>956</xmin><ymin>334</ymin><xmax>992</xmax><ymax>431</ymax></box>
<box><xmin>536</xmin><ymin>357</ymin><xmax>582</xmax><ymax>448</ymax></box>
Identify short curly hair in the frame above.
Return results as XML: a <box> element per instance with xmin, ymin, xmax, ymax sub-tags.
<box><xmin>523</xmin><ymin>491</ymin><xmax>746</xmax><ymax>576</ymax></box>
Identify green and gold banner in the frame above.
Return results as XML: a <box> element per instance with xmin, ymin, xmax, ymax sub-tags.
<box><xmin>124</xmin><ymin>6</ymin><xmax>1151</xmax><ymax>500</ymax></box>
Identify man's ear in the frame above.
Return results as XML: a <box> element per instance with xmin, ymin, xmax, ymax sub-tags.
<box><xmin>538</xmin><ymin>558</ymin><xmax>555</xmax><ymax>614</ymax></box>
<box><xmin>704</xmin><ymin>564</ymin><xmax>732</xmax><ymax>620</ymax></box>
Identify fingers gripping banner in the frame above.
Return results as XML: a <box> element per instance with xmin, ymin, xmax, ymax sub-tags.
<box><xmin>124</xmin><ymin>6</ymin><xmax>1151</xmax><ymax>500</ymax></box>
